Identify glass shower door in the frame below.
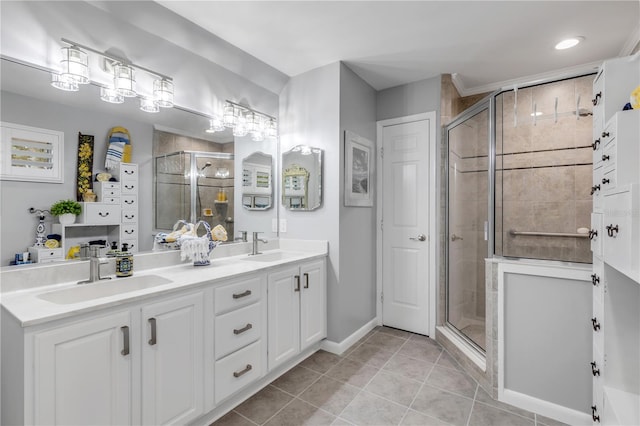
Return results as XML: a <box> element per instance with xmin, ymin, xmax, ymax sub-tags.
<box><xmin>446</xmin><ymin>101</ymin><xmax>490</xmax><ymax>352</ymax></box>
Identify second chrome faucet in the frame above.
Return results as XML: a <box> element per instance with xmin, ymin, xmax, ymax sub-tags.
<box><xmin>250</xmin><ymin>231</ymin><xmax>267</xmax><ymax>256</ymax></box>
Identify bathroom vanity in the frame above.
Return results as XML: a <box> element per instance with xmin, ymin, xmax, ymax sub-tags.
<box><xmin>1</xmin><ymin>240</ymin><xmax>327</xmax><ymax>425</ymax></box>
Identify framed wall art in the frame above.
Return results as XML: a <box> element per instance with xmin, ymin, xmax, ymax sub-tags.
<box><xmin>344</xmin><ymin>130</ymin><xmax>374</xmax><ymax>207</ymax></box>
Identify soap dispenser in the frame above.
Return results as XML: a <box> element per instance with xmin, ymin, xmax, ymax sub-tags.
<box><xmin>115</xmin><ymin>243</ymin><xmax>133</xmax><ymax>277</ymax></box>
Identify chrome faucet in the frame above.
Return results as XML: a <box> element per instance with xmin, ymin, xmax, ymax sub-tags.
<box><xmin>235</xmin><ymin>231</ymin><xmax>248</xmax><ymax>242</ymax></box>
<box><xmin>78</xmin><ymin>245</ymin><xmax>111</xmax><ymax>284</ymax></box>
<box><xmin>250</xmin><ymin>232</ymin><xmax>267</xmax><ymax>256</ymax></box>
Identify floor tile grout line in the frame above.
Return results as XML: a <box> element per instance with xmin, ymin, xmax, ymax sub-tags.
<box><xmin>465</xmin><ymin>383</ymin><xmax>480</xmax><ymax>426</ymax></box>
<box><xmin>258</xmin><ymin>370</ymin><xmax>325</xmax><ymax>425</ymax></box>
<box><xmin>230</xmin><ymin>409</ymin><xmax>260</xmax><ymax>426</ymax></box>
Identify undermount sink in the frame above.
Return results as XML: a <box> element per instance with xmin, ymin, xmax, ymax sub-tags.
<box><xmin>38</xmin><ymin>275</ymin><xmax>173</xmax><ymax>305</ymax></box>
<box><xmin>242</xmin><ymin>251</ymin><xmax>298</xmax><ymax>262</ymax></box>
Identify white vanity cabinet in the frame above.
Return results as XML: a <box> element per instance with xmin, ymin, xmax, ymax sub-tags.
<box><xmin>32</xmin><ymin>310</ymin><xmax>134</xmax><ymax>426</ymax></box>
<box><xmin>268</xmin><ymin>259</ymin><xmax>326</xmax><ymax>370</ymax></box>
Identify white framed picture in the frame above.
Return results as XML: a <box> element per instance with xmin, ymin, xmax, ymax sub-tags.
<box><xmin>0</xmin><ymin>122</ymin><xmax>64</xmax><ymax>183</ymax></box>
<box><xmin>344</xmin><ymin>130</ymin><xmax>374</xmax><ymax>207</ymax></box>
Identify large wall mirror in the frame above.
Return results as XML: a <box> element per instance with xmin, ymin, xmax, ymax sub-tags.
<box><xmin>0</xmin><ymin>57</ymin><xmax>278</xmax><ymax>262</ymax></box>
<box><xmin>282</xmin><ymin>145</ymin><xmax>323</xmax><ymax>211</ymax></box>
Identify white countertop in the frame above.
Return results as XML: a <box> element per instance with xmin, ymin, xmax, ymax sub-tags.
<box><xmin>1</xmin><ymin>239</ymin><xmax>328</xmax><ymax>328</ymax></box>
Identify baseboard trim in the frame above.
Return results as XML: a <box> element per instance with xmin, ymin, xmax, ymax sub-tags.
<box><xmin>500</xmin><ymin>389</ymin><xmax>591</xmax><ymax>426</ymax></box>
<box><xmin>320</xmin><ymin>318</ymin><xmax>378</xmax><ymax>355</ymax></box>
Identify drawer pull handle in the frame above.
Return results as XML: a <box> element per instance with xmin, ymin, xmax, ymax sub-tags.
<box><xmin>125</xmin><ymin>200</ymin><xmax>134</xmax><ymax>205</ymax></box>
<box><xmin>591</xmin><ymin>317</ymin><xmax>601</xmax><ymax>331</ymax></box>
<box><xmin>233</xmin><ymin>323</ymin><xmax>253</xmax><ymax>335</ymax></box>
<box><xmin>591</xmin><ymin>274</ymin><xmax>600</xmax><ymax>286</ymax></box>
<box><xmin>606</xmin><ymin>224</ymin><xmax>619</xmax><ymax>237</ymax></box>
<box><xmin>591</xmin><ymin>92</ymin><xmax>601</xmax><ymax>106</ymax></box>
<box><xmin>592</xmin><ymin>139</ymin><xmax>600</xmax><ymax>151</ymax></box>
<box><xmin>125</xmin><ymin>229</ymin><xmax>135</xmax><ymax>234</ymax></box>
<box><xmin>590</xmin><ymin>185</ymin><xmax>600</xmax><ymax>195</ymax></box>
<box><xmin>125</xmin><ymin>214</ymin><xmax>135</xmax><ymax>219</ymax></box>
<box><xmin>602</xmin><ymin>178</ymin><xmax>610</xmax><ymax>185</ymax></box>
<box><xmin>590</xmin><ymin>361</ymin><xmax>600</xmax><ymax>376</ymax></box>
<box><xmin>121</xmin><ymin>326</ymin><xmax>130</xmax><ymax>356</ymax></box>
<box><xmin>148</xmin><ymin>318</ymin><xmax>157</xmax><ymax>345</ymax></box>
<box><xmin>304</xmin><ymin>272</ymin><xmax>309</xmax><ymax>289</ymax></box>
<box><xmin>232</xmin><ymin>290</ymin><xmax>252</xmax><ymax>299</ymax></box>
<box><xmin>99</xmin><ymin>212</ymin><xmax>109</xmax><ymax>217</ymax></box>
<box><xmin>589</xmin><ymin>229</ymin><xmax>598</xmax><ymax>240</ymax></box>
<box><xmin>125</xmin><ymin>185</ymin><xmax>135</xmax><ymax>190</ymax></box>
<box><xmin>233</xmin><ymin>364</ymin><xmax>252</xmax><ymax>378</ymax></box>
<box><xmin>294</xmin><ymin>275</ymin><xmax>301</xmax><ymax>292</ymax></box>
<box><xmin>601</xmin><ymin>131</ymin><xmax>610</xmax><ymax>138</ymax></box>
<box><xmin>125</xmin><ymin>170</ymin><xmax>135</xmax><ymax>175</ymax></box>
<box><xmin>591</xmin><ymin>406</ymin><xmax>600</xmax><ymax>423</ymax></box>
<box><xmin>602</xmin><ymin>154</ymin><xmax>610</xmax><ymax>161</ymax></box>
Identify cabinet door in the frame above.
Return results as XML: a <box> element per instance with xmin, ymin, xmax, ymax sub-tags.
<box><xmin>34</xmin><ymin>311</ymin><xmax>133</xmax><ymax>425</ymax></box>
<box><xmin>141</xmin><ymin>292</ymin><xmax>204</xmax><ymax>425</ymax></box>
<box><xmin>300</xmin><ymin>259</ymin><xmax>327</xmax><ymax>349</ymax></box>
<box><xmin>268</xmin><ymin>266</ymin><xmax>300</xmax><ymax>370</ymax></box>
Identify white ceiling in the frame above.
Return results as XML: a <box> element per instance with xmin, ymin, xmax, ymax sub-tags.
<box><xmin>157</xmin><ymin>1</ymin><xmax>639</xmax><ymax>95</ymax></box>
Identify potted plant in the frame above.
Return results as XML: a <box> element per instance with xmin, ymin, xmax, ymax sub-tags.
<box><xmin>51</xmin><ymin>199</ymin><xmax>82</xmax><ymax>225</ymax></box>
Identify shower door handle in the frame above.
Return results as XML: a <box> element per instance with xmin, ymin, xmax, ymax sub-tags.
<box><xmin>409</xmin><ymin>234</ymin><xmax>426</xmax><ymax>242</ymax></box>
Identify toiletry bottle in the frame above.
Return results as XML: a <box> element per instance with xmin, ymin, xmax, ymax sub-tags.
<box><xmin>115</xmin><ymin>243</ymin><xmax>133</xmax><ymax>277</ymax></box>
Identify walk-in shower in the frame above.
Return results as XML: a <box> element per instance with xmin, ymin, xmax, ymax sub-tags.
<box><xmin>445</xmin><ymin>74</ymin><xmax>594</xmax><ymax>353</ymax></box>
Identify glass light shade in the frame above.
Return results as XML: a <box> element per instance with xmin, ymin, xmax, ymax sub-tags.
<box><xmin>114</xmin><ymin>64</ymin><xmax>136</xmax><ymax>97</ymax></box>
<box><xmin>51</xmin><ymin>73</ymin><xmax>79</xmax><ymax>91</ymax></box>
<box><xmin>223</xmin><ymin>104</ymin><xmax>237</xmax><ymax>128</ymax></box>
<box><xmin>100</xmin><ymin>86</ymin><xmax>124</xmax><ymax>104</ymax></box>
<box><xmin>205</xmin><ymin>117</ymin><xmax>225</xmax><ymax>133</ymax></box>
<box><xmin>232</xmin><ymin>114</ymin><xmax>248</xmax><ymax>137</ymax></box>
<box><xmin>266</xmin><ymin>119</ymin><xmax>278</xmax><ymax>138</ymax></box>
<box><xmin>247</xmin><ymin>113</ymin><xmax>262</xmax><ymax>133</ymax></box>
<box><xmin>251</xmin><ymin>130</ymin><xmax>265</xmax><ymax>142</ymax></box>
<box><xmin>153</xmin><ymin>79</ymin><xmax>174</xmax><ymax>108</ymax></box>
<box><xmin>140</xmin><ymin>97</ymin><xmax>159</xmax><ymax>113</ymax></box>
<box><xmin>60</xmin><ymin>46</ymin><xmax>89</xmax><ymax>84</ymax></box>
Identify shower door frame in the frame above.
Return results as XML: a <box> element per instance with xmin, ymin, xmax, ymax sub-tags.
<box><xmin>444</xmin><ymin>95</ymin><xmax>496</xmax><ymax>355</ymax></box>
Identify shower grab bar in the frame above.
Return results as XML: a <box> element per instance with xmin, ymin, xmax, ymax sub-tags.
<box><xmin>509</xmin><ymin>230</ymin><xmax>589</xmax><ymax>238</ymax></box>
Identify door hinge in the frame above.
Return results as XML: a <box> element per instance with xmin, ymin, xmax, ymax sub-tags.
<box><xmin>380</xmin><ymin>147</ymin><xmax>384</xmax><ymax>158</ymax></box>
<box><xmin>380</xmin><ymin>219</ymin><xmax>383</xmax><ymax>231</ymax></box>
<box><xmin>380</xmin><ymin>292</ymin><xmax>384</xmax><ymax>303</ymax></box>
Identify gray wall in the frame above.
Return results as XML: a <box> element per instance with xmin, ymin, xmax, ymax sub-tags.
<box><xmin>377</xmin><ymin>75</ymin><xmax>442</xmax><ymax>121</ymax></box>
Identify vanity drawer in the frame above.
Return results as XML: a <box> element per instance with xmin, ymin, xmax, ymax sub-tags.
<box><xmin>122</xmin><ymin>211</ymin><xmax>137</xmax><ymax>223</ymax></box>
<box><xmin>121</xmin><ymin>182</ymin><xmax>138</xmax><ymax>194</ymax></box>
<box><xmin>94</xmin><ymin>182</ymin><xmax>120</xmax><ymax>200</ymax></box>
<box><xmin>601</xmin><ymin>168</ymin><xmax>616</xmax><ymax>192</ymax></box>
<box><xmin>120</xmin><ymin>163</ymin><xmax>138</xmax><ymax>181</ymax></box>
<box><xmin>122</xmin><ymin>195</ymin><xmax>137</xmax><ymax>208</ymax></box>
<box><xmin>215</xmin><ymin>302</ymin><xmax>262</xmax><ymax>360</ymax></box>
<box><xmin>77</xmin><ymin>203</ymin><xmax>120</xmax><ymax>225</ymax></box>
<box><xmin>120</xmin><ymin>239</ymin><xmax>138</xmax><ymax>253</ymax></box>
<box><xmin>215</xmin><ymin>340</ymin><xmax>263</xmax><ymax>403</ymax></box>
<box><xmin>120</xmin><ymin>225</ymin><xmax>138</xmax><ymax>238</ymax></box>
<box><xmin>215</xmin><ymin>276</ymin><xmax>263</xmax><ymax>314</ymax></box>
<box><xmin>100</xmin><ymin>197</ymin><xmax>120</xmax><ymax>205</ymax></box>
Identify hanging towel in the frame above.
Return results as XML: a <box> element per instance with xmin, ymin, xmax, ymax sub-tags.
<box><xmin>105</xmin><ymin>127</ymin><xmax>132</xmax><ymax>170</ymax></box>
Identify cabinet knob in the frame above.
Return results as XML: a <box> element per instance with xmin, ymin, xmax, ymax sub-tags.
<box><xmin>589</xmin><ymin>229</ymin><xmax>598</xmax><ymax>240</ymax></box>
<box><xmin>592</xmin><ymin>139</ymin><xmax>600</xmax><ymax>151</ymax></box>
<box><xmin>602</xmin><ymin>178</ymin><xmax>610</xmax><ymax>185</ymax></box>
<box><xmin>601</xmin><ymin>154</ymin><xmax>609</xmax><ymax>161</ymax></box>
<box><xmin>590</xmin><ymin>185</ymin><xmax>600</xmax><ymax>195</ymax></box>
<box><xmin>606</xmin><ymin>224</ymin><xmax>619</xmax><ymax>237</ymax></box>
<box><xmin>591</xmin><ymin>405</ymin><xmax>600</xmax><ymax>423</ymax></box>
<box><xmin>591</xmin><ymin>274</ymin><xmax>600</xmax><ymax>286</ymax></box>
<box><xmin>601</xmin><ymin>131</ymin><xmax>610</xmax><ymax>138</ymax></box>
<box><xmin>591</xmin><ymin>92</ymin><xmax>601</xmax><ymax>106</ymax></box>
<box><xmin>590</xmin><ymin>361</ymin><xmax>600</xmax><ymax>376</ymax></box>
<box><xmin>591</xmin><ymin>317</ymin><xmax>601</xmax><ymax>331</ymax></box>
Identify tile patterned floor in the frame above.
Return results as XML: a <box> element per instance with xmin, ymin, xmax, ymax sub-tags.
<box><xmin>213</xmin><ymin>326</ymin><xmax>567</xmax><ymax>426</ymax></box>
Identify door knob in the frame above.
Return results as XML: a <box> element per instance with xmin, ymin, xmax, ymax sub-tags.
<box><xmin>409</xmin><ymin>234</ymin><xmax>427</xmax><ymax>242</ymax></box>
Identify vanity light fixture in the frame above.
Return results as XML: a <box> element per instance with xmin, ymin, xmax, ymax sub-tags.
<box><xmin>555</xmin><ymin>37</ymin><xmax>584</xmax><ymax>50</ymax></box>
<box><xmin>100</xmin><ymin>86</ymin><xmax>124</xmax><ymax>104</ymax></box>
<box><xmin>215</xmin><ymin>100</ymin><xmax>277</xmax><ymax>140</ymax></box>
<box><xmin>59</xmin><ymin>46</ymin><xmax>90</xmax><ymax>85</ymax></box>
<box><xmin>139</xmin><ymin>97</ymin><xmax>159</xmax><ymax>113</ymax></box>
<box><xmin>205</xmin><ymin>117</ymin><xmax>225</xmax><ymax>133</ymax></box>
<box><xmin>51</xmin><ymin>38</ymin><xmax>175</xmax><ymax>113</ymax></box>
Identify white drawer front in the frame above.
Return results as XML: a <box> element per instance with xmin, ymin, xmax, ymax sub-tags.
<box><xmin>121</xmin><ymin>182</ymin><xmax>138</xmax><ymax>194</ymax></box>
<box><xmin>120</xmin><ymin>163</ymin><xmax>138</xmax><ymax>181</ymax></box>
<box><xmin>603</xmin><ymin>189</ymin><xmax>632</xmax><ymax>277</ymax></box>
<box><xmin>122</xmin><ymin>195</ymin><xmax>137</xmax><ymax>208</ymax></box>
<box><xmin>590</xmin><ymin>212</ymin><xmax>603</xmax><ymax>259</ymax></box>
<box><xmin>215</xmin><ymin>302</ymin><xmax>262</xmax><ymax>360</ymax></box>
<box><xmin>601</xmin><ymin>168</ymin><xmax>616</xmax><ymax>193</ymax></box>
<box><xmin>122</xmin><ymin>211</ymin><xmax>137</xmax><ymax>223</ymax></box>
<box><xmin>120</xmin><ymin>239</ymin><xmax>138</xmax><ymax>253</ymax></box>
<box><xmin>97</xmin><ymin>189</ymin><xmax>121</xmax><ymax>198</ymax></box>
<box><xmin>215</xmin><ymin>276</ymin><xmax>262</xmax><ymax>314</ymax></box>
<box><xmin>121</xmin><ymin>225</ymin><xmax>138</xmax><ymax>238</ymax></box>
<box><xmin>215</xmin><ymin>340</ymin><xmax>263</xmax><ymax>404</ymax></box>
<box><xmin>100</xmin><ymin>197</ymin><xmax>120</xmax><ymax>204</ymax></box>
<box><xmin>79</xmin><ymin>203</ymin><xmax>120</xmax><ymax>225</ymax></box>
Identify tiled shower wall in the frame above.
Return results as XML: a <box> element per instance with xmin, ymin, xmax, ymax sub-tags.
<box><xmin>495</xmin><ymin>75</ymin><xmax>593</xmax><ymax>263</ymax></box>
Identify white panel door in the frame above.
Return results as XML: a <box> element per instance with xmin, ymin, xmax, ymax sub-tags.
<box><xmin>268</xmin><ymin>265</ymin><xmax>300</xmax><ymax>370</ymax></box>
<box><xmin>141</xmin><ymin>292</ymin><xmax>204</xmax><ymax>426</ymax></box>
<box><xmin>34</xmin><ymin>311</ymin><xmax>133</xmax><ymax>425</ymax></box>
<box><xmin>382</xmin><ymin>119</ymin><xmax>431</xmax><ymax>335</ymax></box>
<box><xmin>300</xmin><ymin>259</ymin><xmax>327</xmax><ymax>349</ymax></box>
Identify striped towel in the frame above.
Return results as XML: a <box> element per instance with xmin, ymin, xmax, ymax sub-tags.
<box><xmin>105</xmin><ymin>127</ymin><xmax>131</xmax><ymax>170</ymax></box>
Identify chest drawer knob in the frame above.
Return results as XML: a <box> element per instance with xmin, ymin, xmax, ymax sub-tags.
<box><xmin>606</xmin><ymin>224</ymin><xmax>619</xmax><ymax>237</ymax></box>
<box><xmin>591</xmin><ymin>317</ymin><xmax>601</xmax><ymax>331</ymax></box>
<box><xmin>590</xmin><ymin>185</ymin><xmax>600</xmax><ymax>195</ymax></box>
<box><xmin>591</xmin><ymin>274</ymin><xmax>600</xmax><ymax>286</ymax></box>
<box><xmin>232</xmin><ymin>290</ymin><xmax>252</xmax><ymax>299</ymax></box>
<box><xmin>99</xmin><ymin>212</ymin><xmax>109</xmax><ymax>217</ymax></box>
<box><xmin>602</xmin><ymin>178</ymin><xmax>610</xmax><ymax>185</ymax></box>
<box><xmin>592</xmin><ymin>92</ymin><xmax>601</xmax><ymax>106</ymax></box>
<box><xmin>590</xmin><ymin>361</ymin><xmax>600</xmax><ymax>376</ymax></box>
<box><xmin>592</xmin><ymin>139</ymin><xmax>600</xmax><ymax>150</ymax></box>
<box><xmin>601</xmin><ymin>154</ymin><xmax>609</xmax><ymax>161</ymax></box>
<box><xmin>601</xmin><ymin>131</ymin><xmax>610</xmax><ymax>138</ymax></box>
<box><xmin>233</xmin><ymin>323</ymin><xmax>253</xmax><ymax>335</ymax></box>
<box><xmin>233</xmin><ymin>364</ymin><xmax>252</xmax><ymax>378</ymax></box>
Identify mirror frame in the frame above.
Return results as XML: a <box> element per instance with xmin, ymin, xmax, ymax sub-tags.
<box><xmin>281</xmin><ymin>145</ymin><xmax>323</xmax><ymax>211</ymax></box>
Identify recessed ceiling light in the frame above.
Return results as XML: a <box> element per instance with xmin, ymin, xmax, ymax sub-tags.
<box><xmin>555</xmin><ymin>37</ymin><xmax>584</xmax><ymax>50</ymax></box>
